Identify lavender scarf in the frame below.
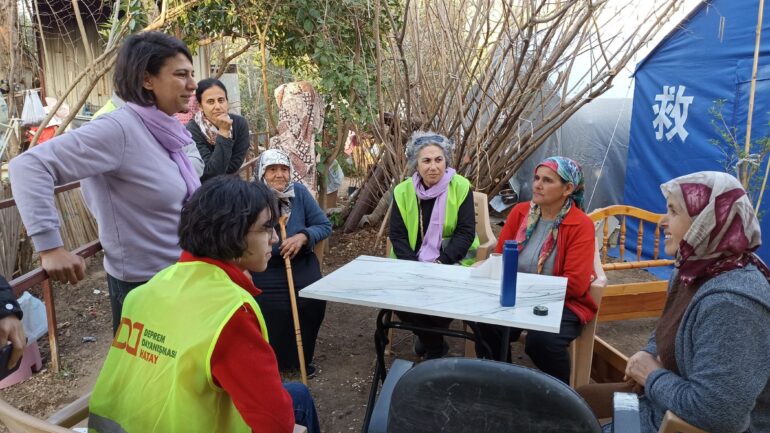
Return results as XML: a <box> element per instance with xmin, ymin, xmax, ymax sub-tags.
<box><xmin>413</xmin><ymin>167</ymin><xmax>456</xmax><ymax>262</ymax></box>
<box><xmin>127</xmin><ymin>103</ymin><xmax>201</xmax><ymax>199</ymax></box>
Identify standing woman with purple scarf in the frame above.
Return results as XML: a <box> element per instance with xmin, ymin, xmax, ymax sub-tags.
<box><xmin>389</xmin><ymin>131</ymin><xmax>478</xmax><ymax>359</ymax></box>
<box><xmin>9</xmin><ymin>32</ymin><xmax>201</xmax><ymax>332</ymax></box>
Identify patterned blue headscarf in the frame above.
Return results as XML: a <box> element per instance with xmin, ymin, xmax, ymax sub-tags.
<box><xmin>517</xmin><ymin>156</ymin><xmax>586</xmax><ymax>274</ymax></box>
<box><xmin>537</xmin><ymin>156</ymin><xmax>585</xmax><ymax>210</ymax></box>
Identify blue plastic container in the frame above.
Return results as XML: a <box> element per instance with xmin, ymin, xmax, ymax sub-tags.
<box><xmin>500</xmin><ymin>240</ymin><xmax>518</xmax><ymax>306</ymax></box>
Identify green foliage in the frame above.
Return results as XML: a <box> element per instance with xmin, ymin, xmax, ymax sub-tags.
<box><xmin>171</xmin><ymin>0</ymin><xmax>402</xmax><ymax>191</ymax></box>
<box><xmin>328</xmin><ymin>210</ymin><xmax>344</xmax><ymax>228</ymax></box>
<box><xmin>335</xmin><ymin>151</ymin><xmax>357</xmax><ymax>177</ymax></box>
<box><xmin>174</xmin><ymin>0</ymin><xmax>401</xmax><ymax>139</ymax></box>
<box><xmin>237</xmin><ymin>54</ymin><xmax>292</xmax><ymax>134</ymax></box>
<box><xmin>315</xmin><ymin>143</ymin><xmax>328</xmax><ymax>181</ymax></box>
<box><xmin>98</xmin><ymin>0</ymin><xmax>148</xmax><ymax>42</ymax></box>
<box><xmin>709</xmin><ymin>98</ymin><xmax>770</xmax><ymax>213</ymax></box>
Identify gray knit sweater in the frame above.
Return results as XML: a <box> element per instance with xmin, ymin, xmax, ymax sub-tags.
<box><xmin>639</xmin><ymin>265</ymin><xmax>770</xmax><ymax>433</ymax></box>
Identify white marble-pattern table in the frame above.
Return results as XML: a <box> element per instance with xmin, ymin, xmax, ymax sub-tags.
<box><xmin>300</xmin><ymin>255</ymin><xmax>568</xmax><ymax>333</ymax></box>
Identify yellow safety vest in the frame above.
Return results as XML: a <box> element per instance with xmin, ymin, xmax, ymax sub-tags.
<box><xmin>88</xmin><ymin>261</ymin><xmax>269</xmax><ymax>433</ymax></box>
<box><xmin>391</xmin><ymin>174</ymin><xmax>480</xmax><ymax>266</ymax></box>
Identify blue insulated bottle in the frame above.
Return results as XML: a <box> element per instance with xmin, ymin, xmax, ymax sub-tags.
<box><xmin>500</xmin><ymin>240</ymin><xmax>518</xmax><ymax>307</ymax></box>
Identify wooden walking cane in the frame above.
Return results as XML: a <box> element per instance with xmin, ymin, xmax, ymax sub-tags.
<box><xmin>278</xmin><ymin>215</ymin><xmax>308</xmax><ymax>385</ymax></box>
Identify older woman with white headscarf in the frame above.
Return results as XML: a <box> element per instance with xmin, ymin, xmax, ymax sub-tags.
<box><xmin>252</xmin><ymin>149</ymin><xmax>332</xmax><ymax>377</ymax></box>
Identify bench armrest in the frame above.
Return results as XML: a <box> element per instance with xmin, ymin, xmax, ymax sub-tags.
<box><xmin>46</xmin><ymin>392</ymin><xmax>91</xmax><ymax>428</ymax></box>
<box><xmin>612</xmin><ymin>392</ymin><xmax>641</xmax><ymax>433</ymax></box>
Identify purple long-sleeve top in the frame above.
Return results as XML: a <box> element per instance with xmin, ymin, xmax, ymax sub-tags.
<box><xmin>9</xmin><ymin>106</ymin><xmax>188</xmax><ymax>282</ymax></box>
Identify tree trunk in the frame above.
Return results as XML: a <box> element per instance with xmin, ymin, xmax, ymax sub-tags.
<box><xmin>360</xmin><ymin>186</ymin><xmax>393</xmax><ymax>228</ymax></box>
<box><xmin>343</xmin><ymin>164</ymin><xmax>387</xmax><ymax>233</ymax></box>
<box><xmin>318</xmin><ymin>99</ymin><xmax>348</xmax><ymax>210</ymax></box>
<box><xmin>1</xmin><ymin>0</ymin><xmax>19</xmax><ymax>116</ymax></box>
<box><xmin>260</xmin><ymin>37</ymin><xmax>277</xmax><ymax>134</ymax></box>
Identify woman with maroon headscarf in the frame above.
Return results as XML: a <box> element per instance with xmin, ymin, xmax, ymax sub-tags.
<box><xmin>582</xmin><ymin>171</ymin><xmax>770</xmax><ymax>433</ymax></box>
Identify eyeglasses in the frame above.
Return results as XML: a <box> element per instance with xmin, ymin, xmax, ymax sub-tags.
<box><xmin>248</xmin><ymin>227</ymin><xmax>274</xmax><ymax>235</ymax></box>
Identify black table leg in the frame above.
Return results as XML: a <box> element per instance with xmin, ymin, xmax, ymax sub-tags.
<box><xmin>361</xmin><ymin>309</ymin><xmax>392</xmax><ymax>433</ymax></box>
<box><xmin>500</xmin><ymin>327</ymin><xmax>512</xmax><ymax>362</ymax></box>
<box><xmin>463</xmin><ymin>321</ymin><xmax>495</xmax><ymax>359</ymax></box>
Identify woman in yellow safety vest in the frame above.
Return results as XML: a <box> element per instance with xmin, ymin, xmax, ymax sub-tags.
<box><xmin>388</xmin><ymin>131</ymin><xmax>478</xmax><ymax>360</ymax></box>
<box><xmin>88</xmin><ymin>176</ymin><xmax>320</xmax><ymax>433</ymax></box>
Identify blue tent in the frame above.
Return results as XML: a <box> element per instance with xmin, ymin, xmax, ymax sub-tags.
<box><xmin>625</xmin><ymin>0</ymin><xmax>770</xmax><ymax>263</ymax></box>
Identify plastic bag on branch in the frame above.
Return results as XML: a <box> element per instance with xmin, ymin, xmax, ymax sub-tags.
<box><xmin>20</xmin><ymin>90</ymin><xmax>45</xmax><ymax>126</ymax></box>
<box><xmin>327</xmin><ymin>160</ymin><xmax>345</xmax><ymax>194</ymax></box>
<box><xmin>0</xmin><ymin>91</ymin><xmax>8</xmax><ymax>126</ymax></box>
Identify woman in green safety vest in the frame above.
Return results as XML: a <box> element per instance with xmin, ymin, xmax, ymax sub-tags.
<box><xmin>388</xmin><ymin>131</ymin><xmax>478</xmax><ymax>360</ymax></box>
<box><xmin>88</xmin><ymin>176</ymin><xmax>320</xmax><ymax>433</ymax></box>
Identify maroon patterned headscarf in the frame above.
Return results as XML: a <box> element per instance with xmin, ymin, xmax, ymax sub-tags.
<box><xmin>655</xmin><ymin>171</ymin><xmax>770</xmax><ymax>374</ymax></box>
<box><xmin>660</xmin><ymin>171</ymin><xmax>767</xmax><ymax>287</ymax></box>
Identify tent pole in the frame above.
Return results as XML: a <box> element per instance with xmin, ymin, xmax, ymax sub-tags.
<box><xmin>754</xmin><ymin>146</ymin><xmax>770</xmax><ymax>214</ymax></box>
<box><xmin>743</xmin><ymin>0</ymin><xmax>765</xmax><ymax>189</ymax></box>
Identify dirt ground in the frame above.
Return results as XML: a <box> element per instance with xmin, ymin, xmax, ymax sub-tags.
<box><xmin>0</xmin><ymin>222</ymin><xmax>660</xmax><ymax>433</ymax></box>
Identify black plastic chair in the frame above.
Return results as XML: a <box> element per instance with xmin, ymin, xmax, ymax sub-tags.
<box><xmin>369</xmin><ymin>357</ymin><xmax>602</xmax><ymax>433</ymax></box>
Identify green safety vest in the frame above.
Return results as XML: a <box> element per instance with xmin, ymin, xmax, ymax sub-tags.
<box><xmin>392</xmin><ymin>175</ymin><xmax>480</xmax><ymax>266</ymax></box>
<box><xmin>91</xmin><ymin>99</ymin><xmax>118</xmax><ymax>119</ymax></box>
<box><xmin>88</xmin><ymin>261</ymin><xmax>269</xmax><ymax>433</ymax></box>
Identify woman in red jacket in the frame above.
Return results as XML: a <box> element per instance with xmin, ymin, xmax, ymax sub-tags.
<box><xmin>476</xmin><ymin>156</ymin><xmax>596</xmax><ymax>383</ymax></box>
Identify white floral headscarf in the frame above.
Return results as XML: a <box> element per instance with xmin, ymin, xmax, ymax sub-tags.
<box><xmin>255</xmin><ymin>149</ymin><xmax>296</xmax><ymax>217</ymax></box>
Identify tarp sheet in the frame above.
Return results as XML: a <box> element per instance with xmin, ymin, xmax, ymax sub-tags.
<box><xmin>513</xmin><ymin>98</ymin><xmax>632</xmax><ymax>213</ymax></box>
<box><xmin>625</xmin><ymin>0</ymin><xmax>770</xmax><ymax>264</ymax></box>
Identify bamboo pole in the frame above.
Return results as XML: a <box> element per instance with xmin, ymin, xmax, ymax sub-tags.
<box><xmin>71</xmin><ymin>0</ymin><xmax>94</xmax><ymax>64</ymax></box>
<box><xmin>743</xmin><ymin>0</ymin><xmax>766</xmax><ymax>189</ymax></box>
<box><xmin>278</xmin><ymin>215</ymin><xmax>308</xmax><ymax>385</ymax></box>
<box><xmin>750</xmin><ymin>0</ymin><xmax>769</xmax><ymax>212</ymax></box>
<box><xmin>754</xmin><ymin>150</ymin><xmax>770</xmax><ymax>214</ymax></box>
<box><xmin>0</xmin><ymin>184</ymin><xmax>21</xmax><ymax>277</ymax></box>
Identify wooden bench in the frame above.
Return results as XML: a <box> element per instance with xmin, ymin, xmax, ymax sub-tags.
<box><xmin>586</xmin><ymin>205</ymin><xmax>674</xmax><ymax>383</ymax></box>
<box><xmin>589</xmin><ymin>205</ymin><xmax>673</xmax><ymax>323</ymax></box>
<box><xmin>0</xmin><ymin>391</ymin><xmax>309</xmax><ymax>432</ymax></box>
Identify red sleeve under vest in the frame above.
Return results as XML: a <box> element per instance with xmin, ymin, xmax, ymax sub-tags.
<box><xmin>211</xmin><ymin>304</ymin><xmax>295</xmax><ymax>433</ymax></box>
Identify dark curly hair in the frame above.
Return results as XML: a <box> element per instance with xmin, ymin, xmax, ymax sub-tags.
<box><xmin>178</xmin><ymin>176</ymin><xmax>278</xmax><ymax>260</ymax></box>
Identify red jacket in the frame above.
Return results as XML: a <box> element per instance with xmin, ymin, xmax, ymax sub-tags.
<box><xmin>180</xmin><ymin>253</ymin><xmax>295</xmax><ymax>433</ymax></box>
<box><xmin>496</xmin><ymin>202</ymin><xmax>597</xmax><ymax>324</ymax></box>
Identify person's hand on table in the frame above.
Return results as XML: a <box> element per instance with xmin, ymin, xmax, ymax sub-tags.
<box><xmin>470</xmin><ymin>259</ymin><xmax>486</xmax><ymax>268</ymax></box>
<box><xmin>0</xmin><ymin>315</ymin><xmax>25</xmax><ymax>368</ymax></box>
<box><xmin>280</xmin><ymin>233</ymin><xmax>308</xmax><ymax>260</ymax></box>
<box><xmin>624</xmin><ymin>350</ymin><xmax>663</xmax><ymax>389</ymax></box>
<box><xmin>40</xmin><ymin>247</ymin><xmax>86</xmax><ymax>284</ymax></box>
